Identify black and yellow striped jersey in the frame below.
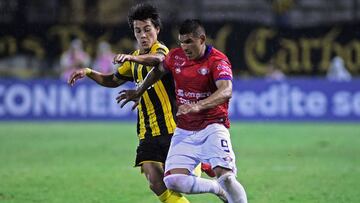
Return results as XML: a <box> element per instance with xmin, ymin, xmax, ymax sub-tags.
<box><xmin>114</xmin><ymin>41</ymin><xmax>177</xmax><ymax>140</ymax></box>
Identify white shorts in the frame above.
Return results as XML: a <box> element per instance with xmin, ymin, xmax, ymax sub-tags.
<box><xmin>165</xmin><ymin>123</ymin><xmax>237</xmax><ymax>175</ymax></box>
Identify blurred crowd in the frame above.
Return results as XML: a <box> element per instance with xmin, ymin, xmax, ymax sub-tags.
<box><xmin>0</xmin><ymin>38</ymin><xmax>118</xmax><ymax>80</ymax></box>
<box><xmin>0</xmin><ymin>0</ymin><xmax>358</xmax><ymax>80</ymax></box>
<box><xmin>59</xmin><ymin>39</ymin><xmax>116</xmax><ymax>80</ymax></box>
<box><xmin>0</xmin><ymin>37</ymin><xmax>353</xmax><ymax>82</ymax></box>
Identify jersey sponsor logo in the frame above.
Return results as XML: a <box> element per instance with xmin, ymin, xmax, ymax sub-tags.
<box><xmin>176</xmin><ymin>89</ymin><xmax>184</xmax><ymax>97</ymax></box>
<box><xmin>184</xmin><ymin>91</ymin><xmax>211</xmax><ymax>99</ymax></box>
<box><xmin>174</xmin><ymin>60</ymin><xmax>185</xmax><ymax>74</ymax></box>
<box><xmin>177</xmin><ymin>89</ymin><xmax>211</xmax><ymax>104</ymax></box>
<box><xmin>176</xmin><ymin>89</ymin><xmax>211</xmax><ymax>99</ymax></box>
<box><xmin>216</xmin><ymin>60</ymin><xmax>230</xmax><ymax>70</ymax></box>
<box><xmin>217</xmin><ymin>65</ymin><xmax>229</xmax><ymax>70</ymax></box>
<box><xmin>174</xmin><ymin>55</ymin><xmax>186</xmax><ymax>61</ymax></box>
<box><xmin>216</xmin><ymin>64</ymin><xmax>230</xmax><ymax>71</ymax></box>
<box><xmin>179</xmin><ymin>97</ymin><xmax>198</xmax><ymax>105</ymax></box>
<box><xmin>174</xmin><ymin>61</ymin><xmax>185</xmax><ymax>67</ymax></box>
<box><xmin>198</xmin><ymin>67</ymin><xmax>209</xmax><ymax>75</ymax></box>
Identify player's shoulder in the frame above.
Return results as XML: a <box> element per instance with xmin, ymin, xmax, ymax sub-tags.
<box><xmin>164</xmin><ymin>48</ymin><xmax>186</xmax><ymax>69</ymax></box>
<box><xmin>150</xmin><ymin>41</ymin><xmax>169</xmax><ymax>54</ymax></box>
<box><xmin>209</xmin><ymin>47</ymin><xmax>229</xmax><ymax>62</ymax></box>
<box><xmin>168</xmin><ymin>47</ymin><xmax>183</xmax><ymax>56</ymax></box>
<box><xmin>130</xmin><ymin>50</ymin><xmax>140</xmax><ymax>56</ymax></box>
<box><xmin>167</xmin><ymin>48</ymin><xmax>186</xmax><ymax>60</ymax></box>
<box><xmin>207</xmin><ymin>47</ymin><xmax>232</xmax><ymax>71</ymax></box>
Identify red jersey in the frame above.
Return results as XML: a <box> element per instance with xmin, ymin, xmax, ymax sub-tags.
<box><xmin>163</xmin><ymin>46</ymin><xmax>233</xmax><ymax>131</ymax></box>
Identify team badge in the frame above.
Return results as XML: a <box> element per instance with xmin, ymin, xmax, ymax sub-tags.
<box><xmin>175</xmin><ymin>67</ymin><xmax>181</xmax><ymax>74</ymax></box>
<box><xmin>198</xmin><ymin>67</ymin><xmax>209</xmax><ymax>75</ymax></box>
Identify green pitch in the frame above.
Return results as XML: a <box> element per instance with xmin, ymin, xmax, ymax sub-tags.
<box><xmin>0</xmin><ymin>122</ymin><xmax>359</xmax><ymax>203</ymax></box>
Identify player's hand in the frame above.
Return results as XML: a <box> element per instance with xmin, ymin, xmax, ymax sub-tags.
<box><xmin>68</xmin><ymin>68</ymin><xmax>86</xmax><ymax>86</ymax></box>
<box><xmin>113</xmin><ymin>54</ymin><xmax>133</xmax><ymax>65</ymax></box>
<box><xmin>176</xmin><ymin>103</ymin><xmax>201</xmax><ymax>116</ymax></box>
<box><xmin>116</xmin><ymin>89</ymin><xmax>140</xmax><ymax>110</ymax></box>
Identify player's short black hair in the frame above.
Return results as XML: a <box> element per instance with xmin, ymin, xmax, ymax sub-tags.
<box><xmin>128</xmin><ymin>3</ymin><xmax>161</xmax><ymax>31</ymax></box>
<box><xmin>179</xmin><ymin>19</ymin><xmax>206</xmax><ymax>37</ymax></box>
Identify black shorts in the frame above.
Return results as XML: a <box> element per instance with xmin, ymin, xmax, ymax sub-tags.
<box><xmin>134</xmin><ymin>134</ymin><xmax>173</xmax><ymax>167</ymax></box>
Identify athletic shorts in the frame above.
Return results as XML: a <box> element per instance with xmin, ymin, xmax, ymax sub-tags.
<box><xmin>165</xmin><ymin>123</ymin><xmax>237</xmax><ymax>174</ymax></box>
<box><xmin>135</xmin><ymin>135</ymin><xmax>172</xmax><ymax>167</ymax></box>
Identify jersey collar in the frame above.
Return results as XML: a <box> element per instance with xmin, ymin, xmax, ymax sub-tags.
<box><xmin>195</xmin><ymin>45</ymin><xmax>212</xmax><ymax>61</ymax></box>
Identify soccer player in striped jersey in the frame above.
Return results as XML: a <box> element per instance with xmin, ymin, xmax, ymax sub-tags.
<box><xmin>68</xmin><ymin>3</ymin><xmax>192</xmax><ymax>203</ymax></box>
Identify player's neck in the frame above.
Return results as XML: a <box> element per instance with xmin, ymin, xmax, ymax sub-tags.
<box><xmin>194</xmin><ymin>44</ymin><xmax>207</xmax><ymax>61</ymax></box>
<box><xmin>193</xmin><ymin>45</ymin><xmax>206</xmax><ymax>60</ymax></box>
<box><xmin>139</xmin><ymin>48</ymin><xmax>150</xmax><ymax>55</ymax></box>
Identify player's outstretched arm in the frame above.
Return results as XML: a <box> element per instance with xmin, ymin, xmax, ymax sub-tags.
<box><xmin>177</xmin><ymin>80</ymin><xmax>232</xmax><ymax>116</ymax></box>
<box><xmin>68</xmin><ymin>68</ymin><xmax>126</xmax><ymax>88</ymax></box>
<box><xmin>68</xmin><ymin>68</ymin><xmax>88</xmax><ymax>86</ymax></box>
<box><xmin>113</xmin><ymin>53</ymin><xmax>165</xmax><ymax>66</ymax></box>
<box><xmin>116</xmin><ymin>62</ymin><xmax>168</xmax><ymax>108</ymax></box>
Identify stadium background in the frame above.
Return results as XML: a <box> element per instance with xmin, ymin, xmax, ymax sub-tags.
<box><xmin>1</xmin><ymin>0</ymin><xmax>359</xmax><ymax>203</ymax></box>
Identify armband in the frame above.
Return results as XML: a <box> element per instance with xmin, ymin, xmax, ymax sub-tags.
<box><xmin>85</xmin><ymin>68</ymin><xmax>92</xmax><ymax>76</ymax></box>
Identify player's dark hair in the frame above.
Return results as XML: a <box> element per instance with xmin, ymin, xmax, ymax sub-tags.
<box><xmin>128</xmin><ymin>3</ymin><xmax>161</xmax><ymax>31</ymax></box>
<box><xmin>179</xmin><ymin>19</ymin><xmax>206</xmax><ymax>37</ymax></box>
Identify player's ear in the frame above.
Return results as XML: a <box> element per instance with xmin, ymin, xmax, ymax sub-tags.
<box><xmin>156</xmin><ymin>26</ymin><xmax>160</xmax><ymax>35</ymax></box>
<box><xmin>200</xmin><ymin>34</ymin><xmax>206</xmax><ymax>44</ymax></box>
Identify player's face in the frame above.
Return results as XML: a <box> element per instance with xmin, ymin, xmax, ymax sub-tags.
<box><xmin>178</xmin><ymin>33</ymin><xmax>205</xmax><ymax>60</ymax></box>
<box><xmin>133</xmin><ymin>19</ymin><xmax>159</xmax><ymax>52</ymax></box>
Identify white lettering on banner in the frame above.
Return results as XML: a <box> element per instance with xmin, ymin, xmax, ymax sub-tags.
<box><xmin>258</xmin><ymin>86</ymin><xmax>281</xmax><ymax>116</ymax></box>
<box><xmin>306</xmin><ymin>92</ymin><xmax>327</xmax><ymax>116</ymax></box>
<box><xmin>278</xmin><ymin>84</ymin><xmax>289</xmax><ymax>115</ymax></box>
<box><xmin>333</xmin><ymin>91</ymin><xmax>351</xmax><ymax>116</ymax></box>
<box><xmin>0</xmin><ymin>86</ymin><xmax>5</xmax><ymax>116</ymax></box>
<box><xmin>354</xmin><ymin>93</ymin><xmax>360</xmax><ymax>115</ymax></box>
<box><xmin>0</xmin><ymin>83</ymin><xmax>136</xmax><ymax>118</ymax></box>
<box><xmin>1</xmin><ymin>81</ymin><xmax>359</xmax><ymax>120</ymax></box>
<box><xmin>290</xmin><ymin>88</ymin><xmax>305</xmax><ymax>116</ymax></box>
<box><xmin>5</xmin><ymin>84</ymin><xmax>32</xmax><ymax>116</ymax></box>
<box><xmin>231</xmin><ymin>92</ymin><xmax>256</xmax><ymax>116</ymax></box>
<box><xmin>109</xmin><ymin>90</ymin><xmax>134</xmax><ymax>116</ymax></box>
<box><xmin>333</xmin><ymin>91</ymin><xmax>360</xmax><ymax>116</ymax></box>
<box><xmin>59</xmin><ymin>86</ymin><xmax>87</xmax><ymax>116</ymax></box>
<box><xmin>90</xmin><ymin>86</ymin><xmax>106</xmax><ymax>116</ymax></box>
<box><xmin>33</xmin><ymin>85</ymin><xmax>57</xmax><ymax>116</ymax></box>
<box><xmin>231</xmin><ymin>84</ymin><xmax>328</xmax><ymax>117</ymax></box>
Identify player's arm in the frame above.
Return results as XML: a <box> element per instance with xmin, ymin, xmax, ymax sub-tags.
<box><xmin>116</xmin><ymin>62</ymin><xmax>168</xmax><ymax>108</ymax></box>
<box><xmin>177</xmin><ymin>80</ymin><xmax>232</xmax><ymax>115</ymax></box>
<box><xmin>113</xmin><ymin>53</ymin><xmax>165</xmax><ymax>66</ymax></box>
<box><xmin>68</xmin><ymin>68</ymin><xmax>126</xmax><ymax>88</ymax></box>
<box><xmin>138</xmin><ymin>62</ymin><xmax>168</xmax><ymax>94</ymax></box>
<box><xmin>197</xmin><ymin>80</ymin><xmax>232</xmax><ymax>110</ymax></box>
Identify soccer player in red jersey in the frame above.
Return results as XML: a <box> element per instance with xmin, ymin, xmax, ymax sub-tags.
<box><xmin>118</xmin><ymin>19</ymin><xmax>248</xmax><ymax>203</ymax></box>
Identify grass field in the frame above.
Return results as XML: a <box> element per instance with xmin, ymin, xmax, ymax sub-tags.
<box><xmin>0</xmin><ymin>122</ymin><xmax>359</xmax><ymax>203</ymax></box>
